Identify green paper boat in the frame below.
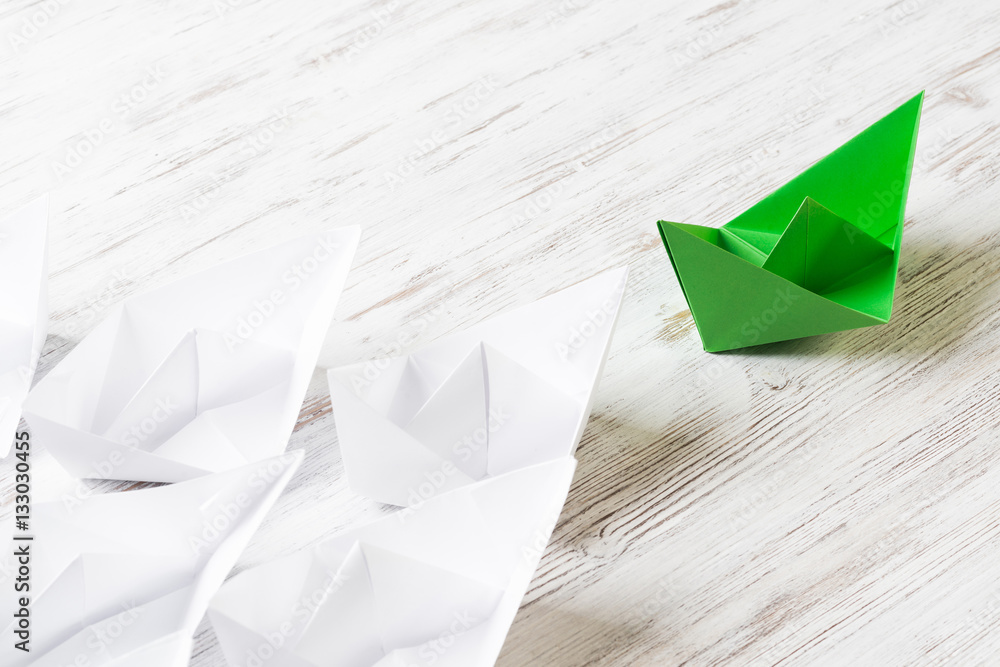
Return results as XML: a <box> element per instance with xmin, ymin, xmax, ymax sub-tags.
<box><xmin>658</xmin><ymin>92</ymin><xmax>923</xmax><ymax>352</ymax></box>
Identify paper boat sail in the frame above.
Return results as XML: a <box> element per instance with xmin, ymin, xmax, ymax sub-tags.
<box><xmin>208</xmin><ymin>458</ymin><xmax>576</xmax><ymax>667</ymax></box>
<box><xmin>327</xmin><ymin>268</ymin><xmax>628</xmax><ymax>507</ymax></box>
<box><xmin>658</xmin><ymin>92</ymin><xmax>923</xmax><ymax>352</ymax></box>
<box><xmin>23</xmin><ymin>229</ymin><xmax>359</xmax><ymax>482</ymax></box>
<box><xmin>0</xmin><ymin>452</ymin><xmax>301</xmax><ymax>666</ymax></box>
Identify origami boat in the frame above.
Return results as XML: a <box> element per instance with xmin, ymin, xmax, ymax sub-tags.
<box><xmin>23</xmin><ymin>229</ymin><xmax>359</xmax><ymax>482</ymax></box>
<box><xmin>0</xmin><ymin>452</ymin><xmax>301</xmax><ymax>666</ymax></box>
<box><xmin>658</xmin><ymin>92</ymin><xmax>923</xmax><ymax>352</ymax></box>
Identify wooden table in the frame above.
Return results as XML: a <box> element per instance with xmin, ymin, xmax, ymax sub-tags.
<box><xmin>3</xmin><ymin>0</ymin><xmax>1000</xmax><ymax>664</ymax></box>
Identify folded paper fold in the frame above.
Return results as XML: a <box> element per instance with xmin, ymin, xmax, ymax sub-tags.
<box><xmin>24</xmin><ymin>228</ymin><xmax>360</xmax><ymax>482</ymax></box>
<box><xmin>0</xmin><ymin>195</ymin><xmax>48</xmax><ymax>457</ymax></box>
<box><xmin>327</xmin><ymin>267</ymin><xmax>629</xmax><ymax>507</ymax></box>
<box><xmin>207</xmin><ymin>268</ymin><xmax>629</xmax><ymax>666</ymax></box>
<box><xmin>209</xmin><ymin>457</ymin><xmax>577</xmax><ymax>667</ymax></box>
<box><xmin>658</xmin><ymin>91</ymin><xmax>923</xmax><ymax>352</ymax></box>
<box><xmin>0</xmin><ymin>451</ymin><xmax>301</xmax><ymax>666</ymax></box>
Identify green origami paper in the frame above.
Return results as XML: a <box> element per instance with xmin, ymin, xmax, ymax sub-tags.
<box><xmin>658</xmin><ymin>92</ymin><xmax>923</xmax><ymax>352</ymax></box>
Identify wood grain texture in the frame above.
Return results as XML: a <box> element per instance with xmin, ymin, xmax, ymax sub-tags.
<box><xmin>2</xmin><ymin>0</ymin><xmax>1000</xmax><ymax>664</ymax></box>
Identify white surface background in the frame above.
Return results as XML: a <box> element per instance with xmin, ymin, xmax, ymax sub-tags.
<box><xmin>2</xmin><ymin>0</ymin><xmax>1000</xmax><ymax>664</ymax></box>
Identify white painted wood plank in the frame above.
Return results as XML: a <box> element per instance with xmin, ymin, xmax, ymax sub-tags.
<box><xmin>1</xmin><ymin>0</ymin><xmax>999</xmax><ymax>664</ymax></box>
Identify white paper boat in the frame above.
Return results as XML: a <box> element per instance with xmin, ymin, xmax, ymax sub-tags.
<box><xmin>205</xmin><ymin>267</ymin><xmax>629</xmax><ymax>666</ymax></box>
<box><xmin>0</xmin><ymin>451</ymin><xmax>302</xmax><ymax>666</ymax></box>
<box><xmin>209</xmin><ymin>457</ymin><xmax>575</xmax><ymax>667</ymax></box>
<box><xmin>24</xmin><ymin>229</ymin><xmax>359</xmax><ymax>482</ymax></box>
<box><xmin>327</xmin><ymin>267</ymin><xmax>628</xmax><ymax>506</ymax></box>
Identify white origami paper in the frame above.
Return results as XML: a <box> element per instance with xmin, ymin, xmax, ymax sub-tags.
<box><xmin>23</xmin><ymin>228</ymin><xmax>359</xmax><ymax>483</ymax></box>
<box><xmin>209</xmin><ymin>457</ymin><xmax>575</xmax><ymax>667</ymax></box>
<box><xmin>327</xmin><ymin>267</ymin><xmax>629</xmax><ymax>506</ymax></box>
<box><xmin>0</xmin><ymin>195</ymin><xmax>48</xmax><ymax>457</ymax></box>
<box><xmin>206</xmin><ymin>268</ymin><xmax>629</xmax><ymax>667</ymax></box>
<box><xmin>0</xmin><ymin>451</ymin><xmax>301</xmax><ymax>666</ymax></box>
